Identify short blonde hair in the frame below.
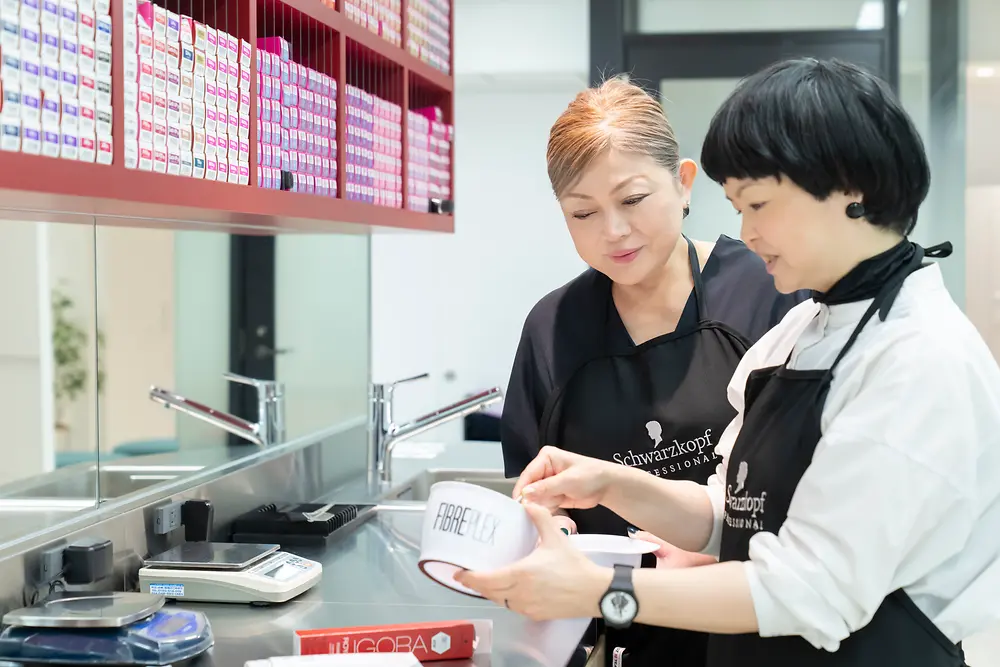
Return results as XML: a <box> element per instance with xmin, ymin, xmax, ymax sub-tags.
<box><xmin>546</xmin><ymin>76</ymin><xmax>681</xmax><ymax>198</ymax></box>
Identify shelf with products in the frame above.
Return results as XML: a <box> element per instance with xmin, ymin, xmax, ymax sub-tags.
<box><xmin>0</xmin><ymin>0</ymin><xmax>453</xmax><ymax>233</ymax></box>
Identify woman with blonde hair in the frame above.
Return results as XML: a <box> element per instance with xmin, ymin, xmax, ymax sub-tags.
<box><xmin>498</xmin><ymin>75</ymin><xmax>806</xmax><ymax>666</ymax></box>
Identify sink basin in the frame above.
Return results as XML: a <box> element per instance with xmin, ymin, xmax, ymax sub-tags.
<box><xmin>0</xmin><ymin>464</ymin><xmax>205</xmax><ymax>501</ymax></box>
<box><xmin>381</xmin><ymin>468</ymin><xmax>515</xmax><ymax>501</ymax></box>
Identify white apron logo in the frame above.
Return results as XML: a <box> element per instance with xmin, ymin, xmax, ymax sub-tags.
<box><xmin>612</xmin><ymin>426</ymin><xmax>717</xmax><ymax>477</ymax></box>
<box><xmin>724</xmin><ymin>461</ymin><xmax>768</xmax><ymax>531</ymax></box>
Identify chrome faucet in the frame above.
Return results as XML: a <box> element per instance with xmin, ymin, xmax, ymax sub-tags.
<box><xmin>368</xmin><ymin>373</ymin><xmax>503</xmax><ymax>487</ymax></box>
<box><xmin>149</xmin><ymin>372</ymin><xmax>286</xmax><ymax>447</ymax></box>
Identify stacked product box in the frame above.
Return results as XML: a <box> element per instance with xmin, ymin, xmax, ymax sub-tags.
<box><xmin>257</xmin><ymin>36</ymin><xmax>337</xmax><ymax>196</ymax></box>
<box><xmin>345</xmin><ymin>83</ymin><xmax>400</xmax><ymax>207</ymax></box>
<box><xmin>406</xmin><ymin>105</ymin><xmax>450</xmax><ymax>212</ymax></box>
<box><xmin>125</xmin><ymin>1</ymin><xmax>251</xmax><ymax>183</ymax></box>
<box><xmin>406</xmin><ymin>0</ymin><xmax>449</xmax><ymax>74</ymax></box>
<box><xmin>1</xmin><ymin>0</ymin><xmax>114</xmax><ymax>162</ymax></box>
<box><xmin>338</xmin><ymin>0</ymin><xmax>401</xmax><ymax>47</ymax></box>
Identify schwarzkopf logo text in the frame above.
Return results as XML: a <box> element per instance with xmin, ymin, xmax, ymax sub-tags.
<box><xmin>724</xmin><ymin>461</ymin><xmax>768</xmax><ymax>531</ymax></box>
<box><xmin>612</xmin><ymin>427</ymin><xmax>717</xmax><ymax>477</ymax></box>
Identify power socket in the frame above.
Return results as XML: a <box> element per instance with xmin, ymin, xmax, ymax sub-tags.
<box><xmin>37</xmin><ymin>544</ymin><xmax>64</xmax><ymax>584</ymax></box>
<box><xmin>153</xmin><ymin>500</ymin><xmax>184</xmax><ymax>535</ymax></box>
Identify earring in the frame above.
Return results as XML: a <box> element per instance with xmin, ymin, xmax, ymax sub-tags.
<box><xmin>682</xmin><ymin>204</ymin><xmax>690</xmax><ymax>219</ymax></box>
<box><xmin>845</xmin><ymin>202</ymin><xmax>866</xmax><ymax>219</ymax></box>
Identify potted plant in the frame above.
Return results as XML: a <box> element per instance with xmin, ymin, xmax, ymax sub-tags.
<box><xmin>51</xmin><ymin>285</ymin><xmax>104</xmax><ymax>448</ymax></box>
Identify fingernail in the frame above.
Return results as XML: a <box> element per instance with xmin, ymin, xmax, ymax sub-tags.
<box><xmin>560</xmin><ymin>527</ymin><xmax>570</xmax><ymax>535</ymax></box>
<box><xmin>627</xmin><ymin>526</ymin><xmax>638</xmax><ymax>536</ymax></box>
<box><xmin>523</xmin><ymin>485</ymin><xmax>535</xmax><ymax>496</ymax></box>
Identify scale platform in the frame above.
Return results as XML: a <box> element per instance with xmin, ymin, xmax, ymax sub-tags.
<box><xmin>0</xmin><ymin>592</ymin><xmax>213</xmax><ymax>666</ymax></box>
<box><xmin>139</xmin><ymin>542</ymin><xmax>322</xmax><ymax>605</ymax></box>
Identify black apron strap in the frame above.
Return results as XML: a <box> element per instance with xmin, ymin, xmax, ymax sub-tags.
<box><xmin>685</xmin><ymin>235</ymin><xmax>707</xmax><ymax>322</ymax></box>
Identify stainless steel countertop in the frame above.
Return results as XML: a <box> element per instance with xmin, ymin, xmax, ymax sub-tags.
<box><xmin>167</xmin><ymin>442</ymin><xmax>584</xmax><ymax>667</ymax></box>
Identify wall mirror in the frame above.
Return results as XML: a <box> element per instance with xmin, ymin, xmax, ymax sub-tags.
<box><xmin>93</xmin><ymin>225</ymin><xmax>372</xmax><ymax>497</ymax></box>
<box><xmin>0</xmin><ymin>216</ymin><xmax>372</xmax><ymax>547</ymax></box>
<box><xmin>0</xmin><ymin>216</ymin><xmax>101</xmax><ymax>545</ymax></box>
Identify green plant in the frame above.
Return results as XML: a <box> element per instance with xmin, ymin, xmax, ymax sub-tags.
<box><xmin>51</xmin><ymin>286</ymin><xmax>104</xmax><ymax>430</ymax></box>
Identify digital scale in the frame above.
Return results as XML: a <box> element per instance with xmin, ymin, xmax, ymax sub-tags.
<box><xmin>138</xmin><ymin>542</ymin><xmax>322</xmax><ymax>605</ymax></box>
<box><xmin>0</xmin><ymin>591</ymin><xmax>213</xmax><ymax>665</ymax></box>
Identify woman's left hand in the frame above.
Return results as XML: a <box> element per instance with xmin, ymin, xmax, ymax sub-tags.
<box><xmin>455</xmin><ymin>502</ymin><xmax>612</xmax><ymax>622</ymax></box>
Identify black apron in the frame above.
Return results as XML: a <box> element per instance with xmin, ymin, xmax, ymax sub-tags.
<box><xmin>539</xmin><ymin>238</ymin><xmax>752</xmax><ymax>667</ymax></box>
<box><xmin>707</xmin><ymin>245</ymin><xmax>968</xmax><ymax>667</ymax></box>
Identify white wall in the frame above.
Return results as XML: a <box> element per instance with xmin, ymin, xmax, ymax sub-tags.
<box><xmin>0</xmin><ymin>224</ymin><xmax>51</xmax><ymax>484</ymax></box>
<box><xmin>172</xmin><ymin>231</ymin><xmax>231</xmax><ymax>449</ymax></box>
<box><xmin>99</xmin><ymin>227</ymin><xmax>176</xmax><ymax>451</ymax></box>
<box><xmin>276</xmin><ymin>234</ymin><xmax>371</xmax><ymax>438</ymax></box>
<box><xmin>961</xmin><ymin>1</ymin><xmax>1000</xmax><ymax>656</ymax></box>
<box><xmin>371</xmin><ymin>0</ymin><xmax>589</xmax><ymax>442</ymax></box>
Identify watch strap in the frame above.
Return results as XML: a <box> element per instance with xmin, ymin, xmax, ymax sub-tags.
<box><xmin>610</xmin><ymin>564</ymin><xmax>634</xmax><ymax>593</ymax></box>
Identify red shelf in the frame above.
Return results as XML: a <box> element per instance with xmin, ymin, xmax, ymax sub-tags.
<box><xmin>0</xmin><ymin>152</ymin><xmax>452</xmax><ymax>233</ymax></box>
<box><xmin>0</xmin><ymin>0</ymin><xmax>454</xmax><ymax>234</ymax></box>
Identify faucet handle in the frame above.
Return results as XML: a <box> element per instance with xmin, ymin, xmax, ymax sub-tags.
<box><xmin>389</xmin><ymin>372</ymin><xmax>429</xmax><ymax>388</ymax></box>
<box><xmin>223</xmin><ymin>372</ymin><xmax>281</xmax><ymax>392</ymax></box>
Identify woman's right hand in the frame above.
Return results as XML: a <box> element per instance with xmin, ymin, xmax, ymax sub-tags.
<box><xmin>513</xmin><ymin>446</ymin><xmax>617</xmax><ymax>511</ymax></box>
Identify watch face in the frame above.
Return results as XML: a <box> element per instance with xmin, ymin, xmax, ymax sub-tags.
<box><xmin>600</xmin><ymin>590</ymin><xmax>638</xmax><ymax>626</ymax></box>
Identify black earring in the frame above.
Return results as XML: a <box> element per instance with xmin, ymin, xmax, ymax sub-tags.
<box><xmin>682</xmin><ymin>204</ymin><xmax>690</xmax><ymax>219</ymax></box>
<box><xmin>846</xmin><ymin>202</ymin><xmax>866</xmax><ymax>219</ymax></box>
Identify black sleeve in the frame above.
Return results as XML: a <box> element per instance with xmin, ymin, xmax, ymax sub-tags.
<box><xmin>499</xmin><ymin>270</ymin><xmax>610</xmax><ymax>478</ymax></box>
<box><xmin>500</xmin><ymin>321</ymin><xmax>548</xmax><ymax>478</ymax></box>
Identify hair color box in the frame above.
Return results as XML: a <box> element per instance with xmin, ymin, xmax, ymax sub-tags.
<box><xmin>294</xmin><ymin>620</ymin><xmax>484</xmax><ymax>662</ymax></box>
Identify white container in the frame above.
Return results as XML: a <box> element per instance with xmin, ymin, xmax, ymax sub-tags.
<box><xmin>514</xmin><ymin>533</ymin><xmax>658</xmax><ymax>667</ymax></box>
<box><xmin>418</xmin><ymin>481</ymin><xmax>537</xmax><ymax>597</ymax></box>
<box><xmin>568</xmin><ymin>533</ymin><xmax>658</xmax><ymax>568</ymax></box>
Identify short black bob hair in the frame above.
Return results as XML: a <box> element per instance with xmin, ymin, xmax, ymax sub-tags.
<box><xmin>701</xmin><ymin>57</ymin><xmax>930</xmax><ymax>236</ymax></box>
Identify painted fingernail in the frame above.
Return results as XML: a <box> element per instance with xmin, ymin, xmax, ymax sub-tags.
<box><xmin>627</xmin><ymin>526</ymin><xmax>638</xmax><ymax>535</ymax></box>
<box><xmin>560</xmin><ymin>527</ymin><xmax>570</xmax><ymax>535</ymax></box>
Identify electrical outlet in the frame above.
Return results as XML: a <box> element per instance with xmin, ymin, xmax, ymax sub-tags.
<box><xmin>38</xmin><ymin>545</ymin><xmax>64</xmax><ymax>584</ymax></box>
<box><xmin>153</xmin><ymin>501</ymin><xmax>184</xmax><ymax>535</ymax></box>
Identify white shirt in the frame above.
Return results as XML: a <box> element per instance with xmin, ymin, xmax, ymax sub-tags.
<box><xmin>701</xmin><ymin>263</ymin><xmax>1000</xmax><ymax>652</ymax></box>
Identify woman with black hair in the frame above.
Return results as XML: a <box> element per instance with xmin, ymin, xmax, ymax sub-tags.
<box><xmin>457</xmin><ymin>57</ymin><xmax>999</xmax><ymax>667</ymax></box>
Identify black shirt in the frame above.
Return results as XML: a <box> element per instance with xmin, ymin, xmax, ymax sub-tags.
<box><xmin>501</xmin><ymin>235</ymin><xmax>810</xmax><ymax>477</ymax></box>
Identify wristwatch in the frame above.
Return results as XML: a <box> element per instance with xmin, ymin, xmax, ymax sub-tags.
<box><xmin>599</xmin><ymin>564</ymin><xmax>639</xmax><ymax>629</ymax></box>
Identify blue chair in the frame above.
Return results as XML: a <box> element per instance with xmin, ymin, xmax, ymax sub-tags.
<box><xmin>55</xmin><ymin>451</ymin><xmax>100</xmax><ymax>468</ymax></box>
<box><xmin>112</xmin><ymin>439</ymin><xmax>180</xmax><ymax>457</ymax></box>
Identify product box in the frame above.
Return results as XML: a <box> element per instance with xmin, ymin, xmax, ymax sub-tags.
<box><xmin>166</xmin><ymin>148</ymin><xmax>179</xmax><ymax>174</ymax></box>
<box><xmin>152</xmin><ymin>146</ymin><xmax>166</xmax><ymax>172</ymax></box>
<box><xmin>78</xmin><ymin>132</ymin><xmax>94</xmax><ymax>161</ymax></box>
<box><xmin>294</xmin><ymin>621</ymin><xmax>477</xmax><ymax>662</ymax></box>
<box><xmin>125</xmin><ymin>139</ymin><xmax>139</xmax><ymax>168</ymax></box>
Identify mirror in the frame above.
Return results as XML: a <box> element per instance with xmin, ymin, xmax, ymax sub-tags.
<box><xmin>93</xmin><ymin>225</ymin><xmax>371</xmax><ymax>499</ymax></box>
<box><xmin>0</xmin><ymin>216</ymin><xmax>101</xmax><ymax>544</ymax></box>
<box><xmin>0</xmin><ymin>216</ymin><xmax>372</xmax><ymax>547</ymax></box>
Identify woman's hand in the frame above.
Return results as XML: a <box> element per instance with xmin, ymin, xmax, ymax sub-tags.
<box><xmin>455</xmin><ymin>502</ymin><xmax>612</xmax><ymax>622</ymax></box>
<box><xmin>631</xmin><ymin>530</ymin><xmax>718</xmax><ymax>569</ymax></box>
<box><xmin>513</xmin><ymin>446</ymin><xmax>619</xmax><ymax>512</ymax></box>
<box><xmin>552</xmin><ymin>513</ymin><xmax>577</xmax><ymax>536</ymax></box>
